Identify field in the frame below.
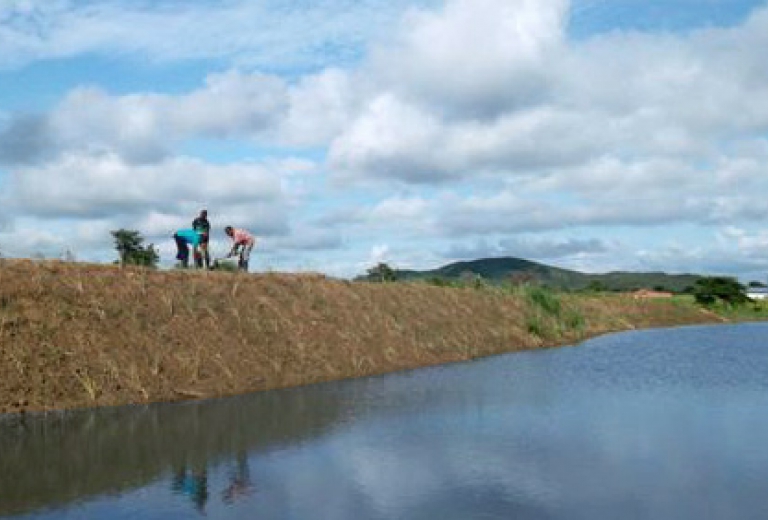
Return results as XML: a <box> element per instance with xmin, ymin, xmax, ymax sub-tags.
<box><xmin>0</xmin><ymin>260</ymin><xmax>731</xmax><ymax>414</ymax></box>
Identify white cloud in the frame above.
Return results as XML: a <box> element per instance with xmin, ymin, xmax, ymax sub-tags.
<box><xmin>278</xmin><ymin>68</ymin><xmax>359</xmax><ymax>147</ymax></box>
<box><xmin>1</xmin><ymin>68</ymin><xmax>356</xmax><ymax>166</ymax></box>
<box><xmin>4</xmin><ymin>152</ymin><xmax>292</xmax><ymax>222</ymax></box>
<box><xmin>329</xmin><ymin>0</ymin><xmax>768</xmax><ymax>191</ymax></box>
<box><xmin>328</xmin><ymin>94</ymin><xmax>448</xmax><ymax>183</ymax></box>
<box><xmin>0</xmin><ymin>0</ymin><xmax>441</xmax><ymax>70</ymax></box>
<box><xmin>372</xmin><ymin>0</ymin><xmax>567</xmax><ymax>117</ymax></box>
<box><xmin>3</xmin><ymin>0</ymin><xmax>768</xmax><ymax>277</ymax></box>
<box><xmin>170</xmin><ymin>71</ymin><xmax>289</xmax><ymax>139</ymax></box>
<box><xmin>369</xmin><ymin>244</ymin><xmax>392</xmax><ymax>265</ymax></box>
<box><xmin>49</xmin><ymin>88</ymin><xmax>170</xmax><ymax>163</ymax></box>
<box><xmin>37</xmin><ymin>72</ymin><xmax>289</xmax><ymax>164</ymax></box>
<box><xmin>718</xmin><ymin>227</ymin><xmax>768</xmax><ymax>259</ymax></box>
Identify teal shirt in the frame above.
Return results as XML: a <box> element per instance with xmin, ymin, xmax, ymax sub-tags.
<box><xmin>176</xmin><ymin>228</ymin><xmax>202</xmax><ymax>246</ymax></box>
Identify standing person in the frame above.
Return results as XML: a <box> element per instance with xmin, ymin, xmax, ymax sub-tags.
<box><xmin>192</xmin><ymin>209</ymin><xmax>211</xmax><ymax>269</ymax></box>
<box><xmin>224</xmin><ymin>226</ymin><xmax>256</xmax><ymax>271</ymax></box>
<box><xmin>173</xmin><ymin>228</ymin><xmax>203</xmax><ymax>268</ymax></box>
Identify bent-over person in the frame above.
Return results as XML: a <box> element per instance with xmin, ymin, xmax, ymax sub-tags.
<box><xmin>173</xmin><ymin>228</ymin><xmax>203</xmax><ymax>269</ymax></box>
<box><xmin>224</xmin><ymin>226</ymin><xmax>256</xmax><ymax>271</ymax></box>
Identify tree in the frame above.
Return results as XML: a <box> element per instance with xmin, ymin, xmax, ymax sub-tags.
<box><xmin>693</xmin><ymin>276</ymin><xmax>747</xmax><ymax>306</ymax></box>
<box><xmin>366</xmin><ymin>262</ymin><xmax>397</xmax><ymax>283</ymax></box>
<box><xmin>111</xmin><ymin>229</ymin><xmax>159</xmax><ymax>268</ymax></box>
<box><xmin>586</xmin><ymin>280</ymin><xmax>608</xmax><ymax>293</ymax></box>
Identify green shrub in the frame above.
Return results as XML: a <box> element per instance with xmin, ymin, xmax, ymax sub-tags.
<box><xmin>564</xmin><ymin>310</ymin><xmax>585</xmax><ymax>334</ymax></box>
<box><xmin>525</xmin><ymin>286</ymin><xmax>562</xmax><ymax>317</ymax></box>
<box><xmin>426</xmin><ymin>276</ymin><xmax>453</xmax><ymax>287</ymax></box>
<box><xmin>526</xmin><ymin>314</ymin><xmax>545</xmax><ymax>337</ymax></box>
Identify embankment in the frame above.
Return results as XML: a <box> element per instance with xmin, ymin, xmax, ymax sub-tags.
<box><xmin>0</xmin><ymin>260</ymin><xmax>726</xmax><ymax>414</ymax></box>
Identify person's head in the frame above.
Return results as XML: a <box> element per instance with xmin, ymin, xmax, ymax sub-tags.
<box><xmin>224</xmin><ymin>226</ymin><xmax>234</xmax><ymax>237</ymax></box>
<box><xmin>200</xmin><ymin>209</ymin><xmax>208</xmax><ymax>218</ymax></box>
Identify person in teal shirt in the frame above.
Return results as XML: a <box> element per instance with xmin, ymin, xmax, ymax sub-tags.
<box><xmin>173</xmin><ymin>228</ymin><xmax>203</xmax><ymax>268</ymax></box>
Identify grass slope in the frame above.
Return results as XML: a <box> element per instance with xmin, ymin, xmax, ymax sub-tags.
<box><xmin>0</xmin><ymin>260</ymin><xmax>728</xmax><ymax>415</ymax></box>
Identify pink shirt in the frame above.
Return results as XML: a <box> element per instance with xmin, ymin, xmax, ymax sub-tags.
<box><xmin>232</xmin><ymin>228</ymin><xmax>255</xmax><ymax>246</ymax></box>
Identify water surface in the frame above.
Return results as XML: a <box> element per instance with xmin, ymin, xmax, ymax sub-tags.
<box><xmin>2</xmin><ymin>323</ymin><xmax>768</xmax><ymax>519</ymax></box>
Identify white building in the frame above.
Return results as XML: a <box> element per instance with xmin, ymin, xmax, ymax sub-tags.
<box><xmin>746</xmin><ymin>287</ymin><xmax>768</xmax><ymax>300</ymax></box>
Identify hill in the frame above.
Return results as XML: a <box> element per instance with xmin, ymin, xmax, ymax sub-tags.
<box><xmin>365</xmin><ymin>257</ymin><xmax>702</xmax><ymax>293</ymax></box>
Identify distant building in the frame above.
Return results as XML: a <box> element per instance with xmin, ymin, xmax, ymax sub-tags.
<box><xmin>746</xmin><ymin>287</ymin><xmax>768</xmax><ymax>300</ymax></box>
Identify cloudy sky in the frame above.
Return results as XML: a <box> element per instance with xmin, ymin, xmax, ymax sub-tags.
<box><xmin>1</xmin><ymin>0</ymin><xmax>768</xmax><ymax>280</ymax></box>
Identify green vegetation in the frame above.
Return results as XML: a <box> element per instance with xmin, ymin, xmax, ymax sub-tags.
<box><xmin>366</xmin><ymin>262</ymin><xmax>398</xmax><ymax>282</ymax></box>
<box><xmin>698</xmin><ymin>296</ymin><xmax>768</xmax><ymax>321</ymax></box>
<box><xmin>111</xmin><ymin>229</ymin><xmax>159</xmax><ymax>268</ymax></box>
<box><xmin>518</xmin><ymin>285</ymin><xmax>587</xmax><ymax>341</ymax></box>
<box><xmin>692</xmin><ymin>276</ymin><xmax>748</xmax><ymax>306</ymax></box>
<box><xmin>525</xmin><ymin>285</ymin><xmax>562</xmax><ymax>317</ymax></box>
<box><xmin>358</xmin><ymin>257</ymin><xmax>702</xmax><ymax>292</ymax></box>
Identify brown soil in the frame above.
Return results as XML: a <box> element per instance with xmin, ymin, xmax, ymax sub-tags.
<box><xmin>0</xmin><ymin>260</ymin><xmax>725</xmax><ymax>415</ymax></box>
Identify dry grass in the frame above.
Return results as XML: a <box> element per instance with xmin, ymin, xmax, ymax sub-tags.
<box><xmin>0</xmin><ymin>260</ymin><xmax>725</xmax><ymax>414</ymax></box>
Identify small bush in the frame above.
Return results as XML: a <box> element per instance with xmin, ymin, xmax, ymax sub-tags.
<box><xmin>526</xmin><ymin>314</ymin><xmax>545</xmax><ymax>337</ymax></box>
<box><xmin>426</xmin><ymin>276</ymin><xmax>453</xmax><ymax>287</ymax></box>
<box><xmin>564</xmin><ymin>310</ymin><xmax>585</xmax><ymax>333</ymax></box>
<box><xmin>525</xmin><ymin>286</ymin><xmax>562</xmax><ymax>317</ymax></box>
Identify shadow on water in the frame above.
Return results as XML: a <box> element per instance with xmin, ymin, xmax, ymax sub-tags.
<box><xmin>0</xmin><ymin>386</ymin><xmax>348</xmax><ymax>517</ymax></box>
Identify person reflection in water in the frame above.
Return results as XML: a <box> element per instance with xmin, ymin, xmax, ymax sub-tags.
<box><xmin>222</xmin><ymin>452</ymin><xmax>254</xmax><ymax>504</ymax></box>
<box><xmin>172</xmin><ymin>466</ymin><xmax>209</xmax><ymax>514</ymax></box>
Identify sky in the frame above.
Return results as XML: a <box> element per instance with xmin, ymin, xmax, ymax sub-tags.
<box><xmin>1</xmin><ymin>0</ymin><xmax>768</xmax><ymax>281</ymax></box>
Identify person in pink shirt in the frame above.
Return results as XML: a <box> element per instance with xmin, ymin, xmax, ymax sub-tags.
<box><xmin>224</xmin><ymin>226</ymin><xmax>256</xmax><ymax>271</ymax></box>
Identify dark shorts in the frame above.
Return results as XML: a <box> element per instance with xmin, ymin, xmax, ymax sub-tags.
<box><xmin>174</xmin><ymin>234</ymin><xmax>190</xmax><ymax>260</ymax></box>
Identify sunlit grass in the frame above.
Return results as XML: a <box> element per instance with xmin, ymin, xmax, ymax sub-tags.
<box><xmin>0</xmin><ymin>260</ymin><xmax>737</xmax><ymax>414</ymax></box>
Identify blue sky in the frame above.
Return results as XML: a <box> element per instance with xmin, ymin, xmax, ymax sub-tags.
<box><xmin>2</xmin><ymin>0</ymin><xmax>768</xmax><ymax>281</ymax></box>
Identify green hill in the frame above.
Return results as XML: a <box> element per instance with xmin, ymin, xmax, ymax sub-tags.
<box><xmin>363</xmin><ymin>257</ymin><xmax>702</xmax><ymax>293</ymax></box>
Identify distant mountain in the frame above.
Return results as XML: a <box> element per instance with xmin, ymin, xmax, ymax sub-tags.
<box><xmin>361</xmin><ymin>257</ymin><xmax>702</xmax><ymax>293</ymax></box>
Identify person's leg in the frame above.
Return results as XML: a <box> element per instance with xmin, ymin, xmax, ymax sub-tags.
<box><xmin>174</xmin><ymin>234</ymin><xmax>184</xmax><ymax>260</ymax></box>
<box><xmin>239</xmin><ymin>243</ymin><xmax>254</xmax><ymax>271</ymax></box>
<box><xmin>193</xmin><ymin>245</ymin><xmax>203</xmax><ymax>269</ymax></box>
<box><xmin>201</xmin><ymin>236</ymin><xmax>211</xmax><ymax>269</ymax></box>
<box><xmin>174</xmin><ymin>234</ymin><xmax>190</xmax><ymax>267</ymax></box>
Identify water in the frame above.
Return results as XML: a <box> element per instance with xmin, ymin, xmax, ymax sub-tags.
<box><xmin>2</xmin><ymin>323</ymin><xmax>768</xmax><ymax>519</ymax></box>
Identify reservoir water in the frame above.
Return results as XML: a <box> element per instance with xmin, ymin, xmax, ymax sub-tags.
<box><xmin>2</xmin><ymin>323</ymin><xmax>768</xmax><ymax>519</ymax></box>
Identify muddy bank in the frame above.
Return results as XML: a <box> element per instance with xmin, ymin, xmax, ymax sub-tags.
<box><xmin>0</xmin><ymin>260</ymin><xmax>725</xmax><ymax>414</ymax></box>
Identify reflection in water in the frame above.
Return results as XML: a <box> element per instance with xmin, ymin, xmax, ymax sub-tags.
<box><xmin>3</xmin><ymin>323</ymin><xmax>768</xmax><ymax>519</ymax></box>
<box><xmin>221</xmin><ymin>452</ymin><xmax>254</xmax><ymax>504</ymax></box>
<box><xmin>0</xmin><ymin>385</ymin><xmax>347</xmax><ymax>517</ymax></box>
<box><xmin>169</xmin><ymin>450</ymin><xmax>255</xmax><ymax>515</ymax></box>
<box><xmin>172</xmin><ymin>466</ymin><xmax>209</xmax><ymax>514</ymax></box>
